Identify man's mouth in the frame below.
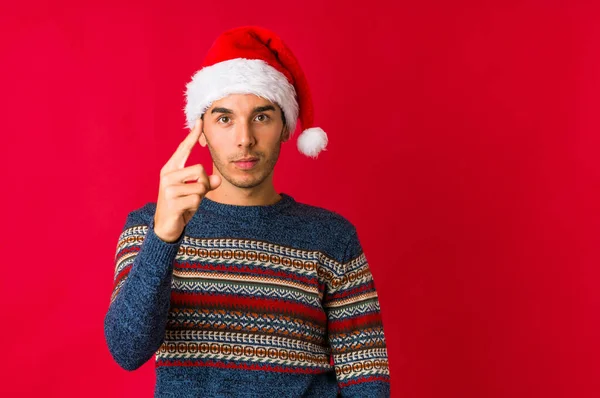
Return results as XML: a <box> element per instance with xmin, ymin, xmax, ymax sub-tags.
<box><xmin>233</xmin><ymin>157</ymin><xmax>259</xmax><ymax>170</ymax></box>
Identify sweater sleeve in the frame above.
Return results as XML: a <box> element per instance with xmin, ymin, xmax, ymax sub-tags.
<box><xmin>103</xmin><ymin>206</ymin><xmax>185</xmax><ymax>371</ymax></box>
<box><xmin>324</xmin><ymin>226</ymin><xmax>391</xmax><ymax>397</ymax></box>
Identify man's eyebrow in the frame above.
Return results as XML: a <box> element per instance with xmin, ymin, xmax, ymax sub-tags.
<box><xmin>210</xmin><ymin>105</ymin><xmax>276</xmax><ymax>115</ymax></box>
<box><xmin>253</xmin><ymin>105</ymin><xmax>276</xmax><ymax>113</ymax></box>
<box><xmin>211</xmin><ymin>107</ymin><xmax>233</xmax><ymax>114</ymax></box>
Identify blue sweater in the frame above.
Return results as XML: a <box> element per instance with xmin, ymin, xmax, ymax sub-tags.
<box><xmin>104</xmin><ymin>193</ymin><xmax>390</xmax><ymax>397</ymax></box>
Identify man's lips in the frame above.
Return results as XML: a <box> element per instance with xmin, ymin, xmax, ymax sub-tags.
<box><xmin>234</xmin><ymin>157</ymin><xmax>258</xmax><ymax>162</ymax></box>
<box><xmin>233</xmin><ymin>157</ymin><xmax>259</xmax><ymax>170</ymax></box>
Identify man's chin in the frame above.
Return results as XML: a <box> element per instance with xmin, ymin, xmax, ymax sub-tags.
<box><xmin>224</xmin><ymin>174</ymin><xmax>263</xmax><ymax>190</ymax></box>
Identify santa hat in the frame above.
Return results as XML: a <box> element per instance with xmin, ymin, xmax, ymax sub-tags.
<box><xmin>184</xmin><ymin>26</ymin><xmax>328</xmax><ymax>158</ymax></box>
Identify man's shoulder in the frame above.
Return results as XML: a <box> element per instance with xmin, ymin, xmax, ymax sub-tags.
<box><xmin>288</xmin><ymin>198</ymin><xmax>362</xmax><ymax>264</ymax></box>
<box><xmin>290</xmin><ymin>197</ymin><xmax>357</xmax><ymax>235</ymax></box>
<box><xmin>121</xmin><ymin>201</ymin><xmax>157</xmax><ymax>229</ymax></box>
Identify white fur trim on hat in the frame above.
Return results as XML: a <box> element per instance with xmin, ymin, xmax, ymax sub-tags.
<box><xmin>184</xmin><ymin>58</ymin><xmax>299</xmax><ymax>134</ymax></box>
<box><xmin>297</xmin><ymin>127</ymin><xmax>328</xmax><ymax>158</ymax></box>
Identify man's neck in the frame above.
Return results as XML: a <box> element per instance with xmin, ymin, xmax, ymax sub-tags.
<box><xmin>204</xmin><ymin>185</ymin><xmax>282</xmax><ymax>207</ymax></box>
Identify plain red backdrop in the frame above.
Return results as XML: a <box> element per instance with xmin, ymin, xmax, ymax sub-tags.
<box><xmin>1</xmin><ymin>0</ymin><xmax>599</xmax><ymax>397</ymax></box>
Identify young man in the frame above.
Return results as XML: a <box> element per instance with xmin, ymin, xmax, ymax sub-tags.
<box><xmin>104</xmin><ymin>26</ymin><xmax>390</xmax><ymax>397</ymax></box>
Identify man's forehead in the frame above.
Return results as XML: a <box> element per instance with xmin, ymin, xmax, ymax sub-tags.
<box><xmin>208</xmin><ymin>93</ymin><xmax>279</xmax><ymax>111</ymax></box>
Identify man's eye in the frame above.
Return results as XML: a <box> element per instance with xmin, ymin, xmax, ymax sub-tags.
<box><xmin>255</xmin><ymin>114</ymin><xmax>270</xmax><ymax>122</ymax></box>
<box><xmin>218</xmin><ymin>116</ymin><xmax>230</xmax><ymax>124</ymax></box>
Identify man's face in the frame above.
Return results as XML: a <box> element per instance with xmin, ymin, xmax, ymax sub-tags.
<box><xmin>199</xmin><ymin>93</ymin><xmax>290</xmax><ymax>190</ymax></box>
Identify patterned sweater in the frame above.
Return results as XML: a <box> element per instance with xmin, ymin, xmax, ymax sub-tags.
<box><xmin>104</xmin><ymin>193</ymin><xmax>390</xmax><ymax>397</ymax></box>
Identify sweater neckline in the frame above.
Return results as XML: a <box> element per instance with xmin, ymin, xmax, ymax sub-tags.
<box><xmin>199</xmin><ymin>192</ymin><xmax>295</xmax><ymax>218</ymax></box>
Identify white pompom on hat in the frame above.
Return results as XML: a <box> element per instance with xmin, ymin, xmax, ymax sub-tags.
<box><xmin>184</xmin><ymin>26</ymin><xmax>328</xmax><ymax>158</ymax></box>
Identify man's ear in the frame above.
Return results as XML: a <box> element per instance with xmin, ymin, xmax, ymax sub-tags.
<box><xmin>199</xmin><ymin>131</ymin><xmax>208</xmax><ymax>147</ymax></box>
<box><xmin>199</xmin><ymin>117</ymin><xmax>208</xmax><ymax>147</ymax></box>
<box><xmin>281</xmin><ymin>125</ymin><xmax>290</xmax><ymax>143</ymax></box>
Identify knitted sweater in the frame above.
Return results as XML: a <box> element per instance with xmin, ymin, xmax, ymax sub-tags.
<box><xmin>104</xmin><ymin>193</ymin><xmax>390</xmax><ymax>397</ymax></box>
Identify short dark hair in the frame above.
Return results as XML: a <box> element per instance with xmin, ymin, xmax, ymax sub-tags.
<box><xmin>281</xmin><ymin>108</ymin><xmax>287</xmax><ymax>128</ymax></box>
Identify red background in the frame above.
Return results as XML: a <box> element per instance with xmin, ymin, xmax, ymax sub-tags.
<box><xmin>1</xmin><ymin>1</ymin><xmax>599</xmax><ymax>397</ymax></box>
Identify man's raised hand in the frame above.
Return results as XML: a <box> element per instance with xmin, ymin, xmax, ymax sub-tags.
<box><xmin>153</xmin><ymin>118</ymin><xmax>221</xmax><ymax>243</ymax></box>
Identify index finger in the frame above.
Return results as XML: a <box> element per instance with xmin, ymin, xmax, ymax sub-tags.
<box><xmin>166</xmin><ymin>118</ymin><xmax>203</xmax><ymax>172</ymax></box>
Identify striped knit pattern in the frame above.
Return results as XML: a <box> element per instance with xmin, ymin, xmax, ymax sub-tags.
<box><xmin>105</xmin><ymin>193</ymin><xmax>390</xmax><ymax>397</ymax></box>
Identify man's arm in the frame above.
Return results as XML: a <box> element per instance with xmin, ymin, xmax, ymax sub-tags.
<box><xmin>104</xmin><ymin>206</ymin><xmax>184</xmax><ymax>371</ymax></box>
<box><xmin>324</xmin><ymin>226</ymin><xmax>391</xmax><ymax>397</ymax></box>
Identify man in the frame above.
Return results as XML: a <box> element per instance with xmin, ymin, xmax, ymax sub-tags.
<box><xmin>104</xmin><ymin>26</ymin><xmax>390</xmax><ymax>397</ymax></box>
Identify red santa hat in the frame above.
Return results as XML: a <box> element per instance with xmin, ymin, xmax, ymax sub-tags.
<box><xmin>184</xmin><ymin>26</ymin><xmax>328</xmax><ymax>158</ymax></box>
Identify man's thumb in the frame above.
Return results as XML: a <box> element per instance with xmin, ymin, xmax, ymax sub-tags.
<box><xmin>209</xmin><ymin>174</ymin><xmax>222</xmax><ymax>190</ymax></box>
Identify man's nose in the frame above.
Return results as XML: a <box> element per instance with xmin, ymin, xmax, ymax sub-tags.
<box><xmin>236</xmin><ymin>121</ymin><xmax>256</xmax><ymax>148</ymax></box>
